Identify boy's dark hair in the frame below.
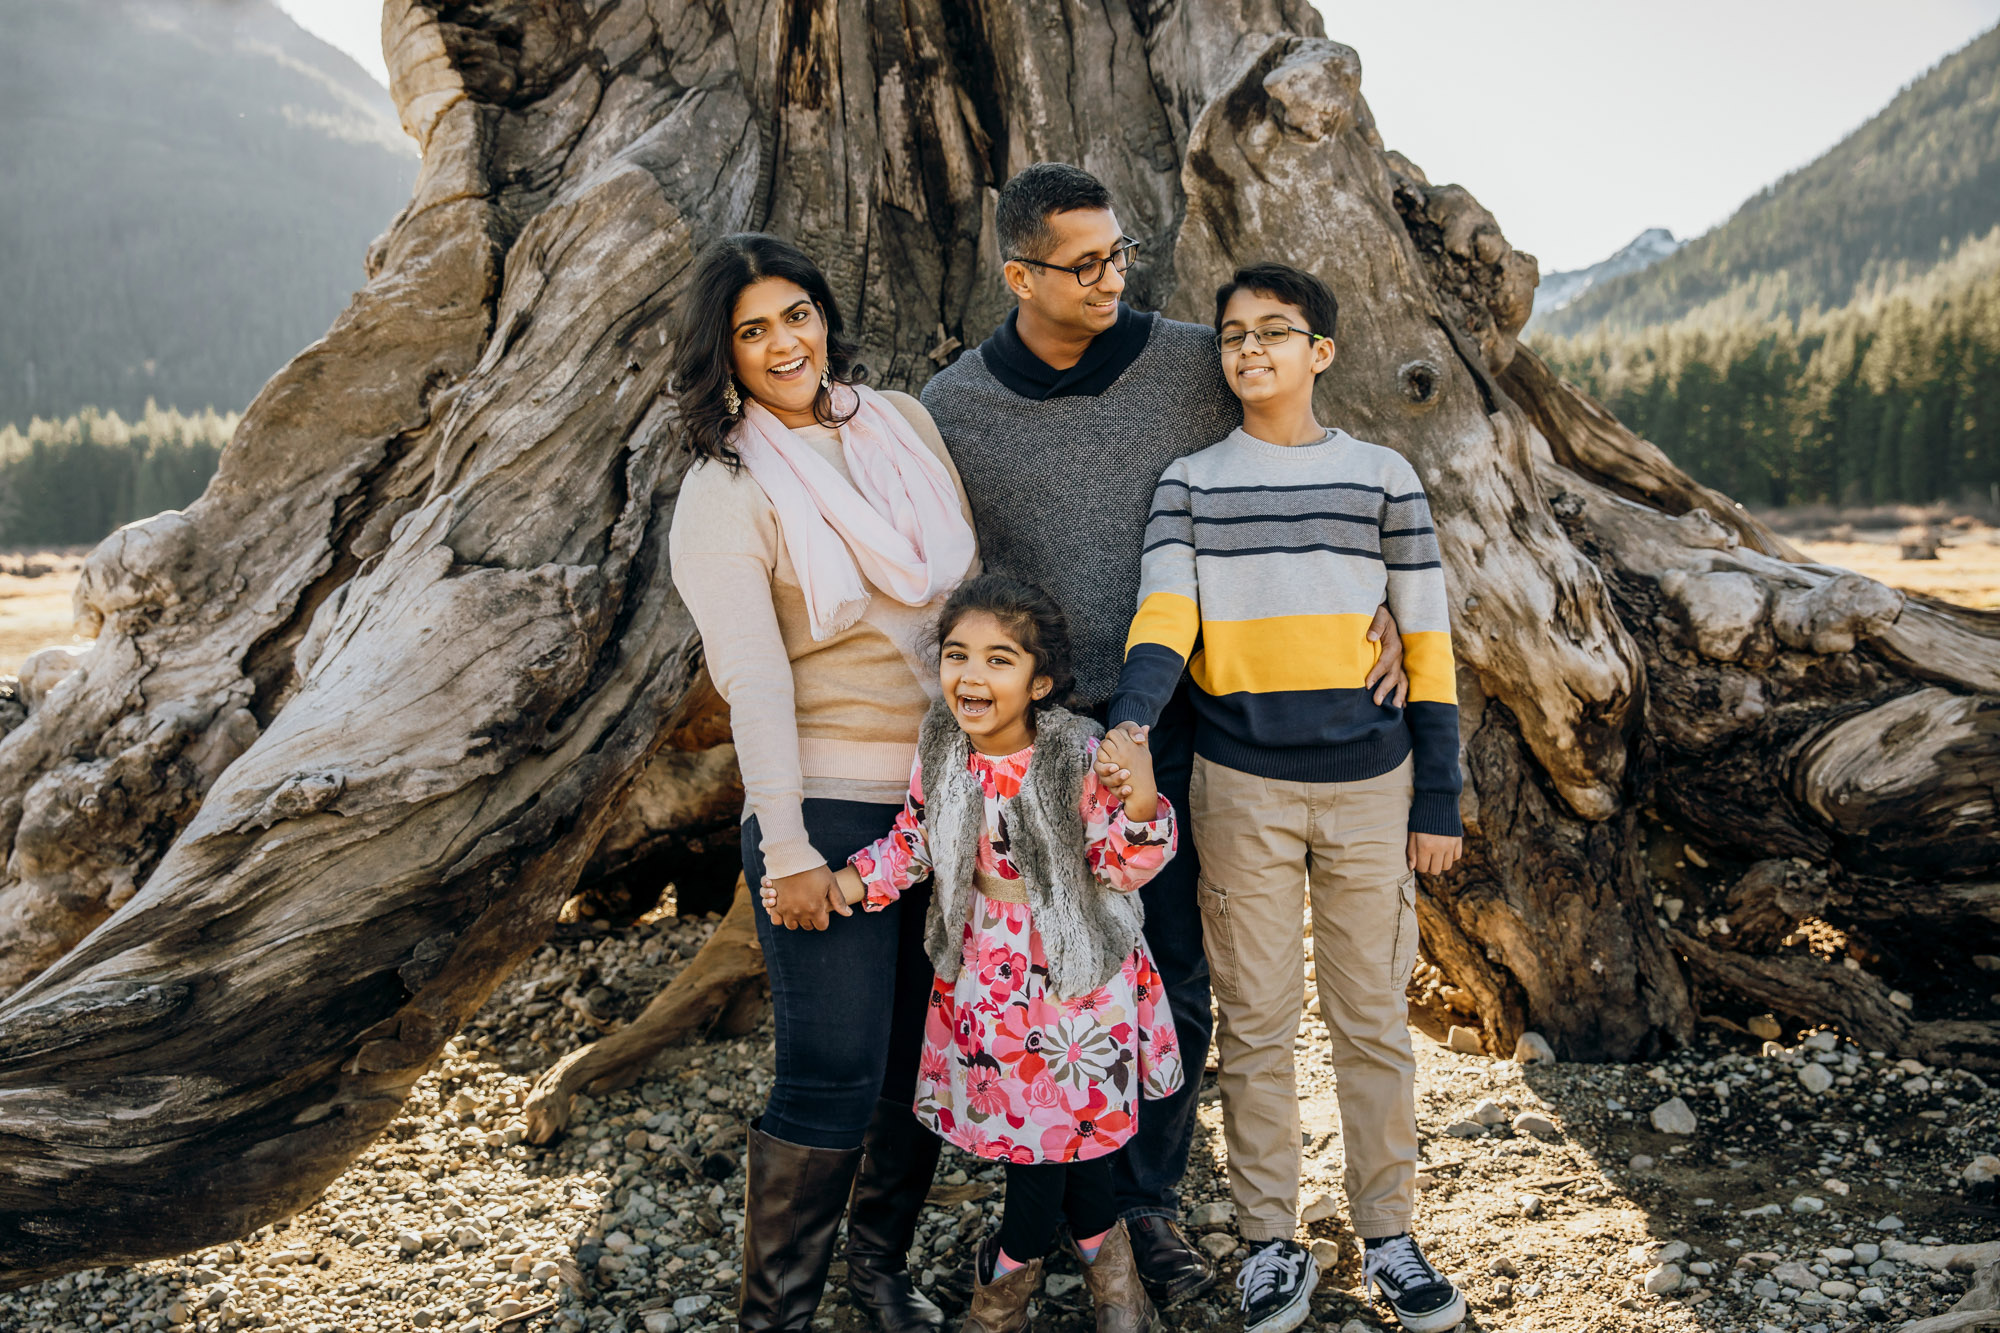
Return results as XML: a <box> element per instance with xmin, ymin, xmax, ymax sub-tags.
<box><xmin>669</xmin><ymin>233</ymin><xmax>866</xmax><ymax>470</ymax></box>
<box><xmin>1213</xmin><ymin>262</ymin><xmax>1340</xmax><ymax>344</ymax></box>
<box><xmin>996</xmin><ymin>163</ymin><xmax>1114</xmax><ymax>263</ymax></box>
<box><xmin>933</xmin><ymin>574</ymin><xmax>1075</xmax><ymax>713</ymax></box>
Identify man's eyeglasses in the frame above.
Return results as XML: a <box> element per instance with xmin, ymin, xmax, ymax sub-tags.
<box><xmin>1008</xmin><ymin>238</ymin><xmax>1139</xmax><ymax>287</ymax></box>
<box><xmin>1217</xmin><ymin>324</ymin><xmax>1327</xmax><ymax>352</ymax></box>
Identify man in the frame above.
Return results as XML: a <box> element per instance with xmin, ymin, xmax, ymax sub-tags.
<box><xmin>921</xmin><ymin>162</ymin><xmax>1408</xmax><ymax>1306</ymax></box>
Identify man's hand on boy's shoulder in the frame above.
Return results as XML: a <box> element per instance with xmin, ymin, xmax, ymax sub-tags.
<box><xmin>1408</xmin><ymin>832</ymin><xmax>1462</xmax><ymax>876</ymax></box>
<box><xmin>1366</xmin><ymin>605</ymin><xmax>1408</xmax><ymax>708</ymax></box>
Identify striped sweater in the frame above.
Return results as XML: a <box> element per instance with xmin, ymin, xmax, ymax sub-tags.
<box><xmin>1106</xmin><ymin>427</ymin><xmax>1464</xmax><ymax>837</ymax></box>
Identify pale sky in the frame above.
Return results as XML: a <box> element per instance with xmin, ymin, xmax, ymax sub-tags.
<box><xmin>279</xmin><ymin>0</ymin><xmax>2000</xmax><ymax>272</ymax></box>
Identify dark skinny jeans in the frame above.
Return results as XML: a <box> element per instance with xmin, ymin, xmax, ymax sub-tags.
<box><xmin>742</xmin><ymin>798</ymin><xmax>934</xmax><ymax>1150</ymax></box>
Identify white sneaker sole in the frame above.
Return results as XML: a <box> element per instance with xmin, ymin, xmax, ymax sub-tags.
<box><xmin>1387</xmin><ymin>1287</ymin><xmax>1468</xmax><ymax>1333</ymax></box>
<box><xmin>1242</xmin><ymin>1256</ymin><xmax>1319</xmax><ymax>1333</ymax></box>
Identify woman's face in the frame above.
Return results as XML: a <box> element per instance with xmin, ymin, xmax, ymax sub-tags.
<box><xmin>729</xmin><ymin>277</ymin><xmax>830</xmax><ymax>428</ymax></box>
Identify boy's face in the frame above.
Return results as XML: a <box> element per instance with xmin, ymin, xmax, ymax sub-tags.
<box><xmin>1217</xmin><ymin>289</ymin><xmax>1335</xmax><ymax>407</ymax></box>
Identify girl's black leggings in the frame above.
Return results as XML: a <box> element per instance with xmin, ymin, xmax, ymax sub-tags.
<box><xmin>997</xmin><ymin>1155</ymin><xmax>1119</xmax><ymax>1261</ymax></box>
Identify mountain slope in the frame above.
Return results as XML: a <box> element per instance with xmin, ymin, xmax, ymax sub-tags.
<box><xmin>1535</xmin><ymin>23</ymin><xmax>2000</xmax><ymax>337</ymax></box>
<box><xmin>0</xmin><ymin>0</ymin><xmax>417</xmax><ymax>427</ymax></box>
<box><xmin>1529</xmin><ymin>228</ymin><xmax>1681</xmax><ymax>324</ymax></box>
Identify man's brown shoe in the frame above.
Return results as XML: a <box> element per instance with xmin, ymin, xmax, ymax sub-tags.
<box><xmin>962</xmin><ymin>1236</ymin><xmax>1041</xmax><ymax>1333</ymax></box>
<box><xmin>1124</xmin><ymin>1215</ymin><xmax>1217</xmax><ymax>1305</ymax></box>
<box><xmin>1080</xmin><ymin>1221</ymin><xmax>1162</xmax><ymax>1333</ymax></box>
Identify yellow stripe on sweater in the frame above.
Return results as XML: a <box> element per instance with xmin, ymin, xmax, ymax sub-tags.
<box><xmin>1125</xmin><ymin>592</ymin><xmax>1200</xmax><ymax>657</ymax></box>
<box><xmin>1401</xmin><ymin>630</ymin><xmax>1459</xmax><ymax>705</ymax></box>
<box><xmin>1187</xmin><ymin>614</ymin><xmax>1385</xmax><ymax>695</ymax></box>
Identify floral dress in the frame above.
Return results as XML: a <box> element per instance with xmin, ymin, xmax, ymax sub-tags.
<box><xmin>850</xmin><ymin>737</ymin><xmax>1183</xmax><ymax>1164</ymax></box>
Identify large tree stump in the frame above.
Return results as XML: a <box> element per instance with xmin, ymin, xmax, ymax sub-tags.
<box><xmin>0</xmin><ymin>0</ymin><xmax>1993</xmax><ymax>1285</ymax></box>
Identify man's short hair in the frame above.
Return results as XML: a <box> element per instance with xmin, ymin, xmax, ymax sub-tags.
<box><xmin>996</xmin><ymin>163</ymin><xmax>1114</xmax><ymax>262</ymax></box>
<box><xmin>1213</xmin><ymin>262</ymin><xmax>1340</xmax><ymax>342</ymax></box>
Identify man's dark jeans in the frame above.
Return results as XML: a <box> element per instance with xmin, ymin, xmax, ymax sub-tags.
<box><xmin>1089</xmin><ymin>681</ymin><xmax>1213</xmax><ymax>1221</ymax></box>
<box><xmin>743</xmin><ymin>799</ymin><xmax>933</xmax><ymax>1151</ymax></box>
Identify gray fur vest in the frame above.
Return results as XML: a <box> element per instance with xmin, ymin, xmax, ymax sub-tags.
<box><xmin>918</xmin><ymin>700</ymin><xmax>1146</xmax><ymax>1000</ymax></box>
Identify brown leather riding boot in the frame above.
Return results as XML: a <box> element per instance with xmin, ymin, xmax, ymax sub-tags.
<box><xmin>738</xmin><ymin>1119</ymin><xmax>864</xmax><ymax>1331</ymax></box>
<box><xmin>1080</xmin><ymin>1222</ymin><xmax>1162</xmax><ymax>1333</ymax></box>
<box><xmin>962</xmin><ymin>1236</ymin><xmax>1042</xmax><ymax>1333</ymax></box>
<box><xmin>844</xmin><ymin>1098</ymin><xmax>946</xmax><ymax>1332</ymax></box>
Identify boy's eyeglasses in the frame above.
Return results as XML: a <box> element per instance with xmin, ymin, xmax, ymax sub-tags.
<box><xmin>1218</xmin><ymin>324</ymin><xmax>1328</xmax><ymax>352</ymax></box>
<box><xmin>1008</xmin><ymin>238</ymin><xmax>1140</xmax><ymax>286</ymax></box>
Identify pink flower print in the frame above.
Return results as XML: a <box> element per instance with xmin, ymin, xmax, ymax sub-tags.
<box><xmin>1150</xmin><ymin>1024</ymin><xmax>1179</xmax><ymax>1060</ymax></box>
<box><xmin>977</xmin><ymin>941</ymin><xmax>1029</xmax><ymax>993</ymax></box>
<box><xmin>953</xmin><ymin>1009</ymin><xmax>985</xmax><ymax>1057</ymax></box>
<box><xmin>919</xmin><ymin>1047</ymin><xmax>951</xmax><ymax>1087</ymax></box>
<box><xmin>1019</xmin><ymin>1068</ymin><xmax>1065</xmax><ymax>1115</ymax></box>
<box><xmin>1060</xmin><ymin>985</ymin><xmax>1113</xmax><ymax>1018</ymax></box>
<box><xmin>965</xmin><ymin>1068</ymin><xmax>1012</xmax><ymax>1120</ymax></box>
<box><xmin>991</xmin><ymin>1005</ymin><xmax>1050</xmax><ymax>1081</ymax></box>
<box><xmin>1038</xmin><ymin>1089</ymin><xmax>1132</xmax><ymax>1161</ymax></box>
<box><xmin>988</xmin><ymin>1137</ymin><xmax>1037</xmax><ymax>1164</ymax></box>
<box><xmin>1042</xmin><ymin>1013</ymin><xmax>1121</xmax><ymax>1090</ymax></box>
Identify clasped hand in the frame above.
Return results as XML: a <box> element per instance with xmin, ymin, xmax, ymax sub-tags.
<box><xmin>757</xmin><ymin>864</ymin><xmax>852</xmax><ymax>930</ymax></box>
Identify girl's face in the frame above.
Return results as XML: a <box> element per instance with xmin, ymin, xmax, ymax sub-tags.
<box><xmin>940</xmin><ymin>611</ymin><xmax>1051</xmax><ymax>755</ymax></box>
<box><xmin>729</xmin><ymin>277</ymin><xmax>829</xmax><ymax>428</ymax></box>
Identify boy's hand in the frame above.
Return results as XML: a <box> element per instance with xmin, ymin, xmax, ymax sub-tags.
<box><xmin>1096</xmin><ymin>726</ymin><xmax>1159</xmax><ymax>822</ymax></box>
<box><xmin>1094</xmin><ymin>721</ymin><xmax>1149</xmax><ymax>800</ymax></box>
<box><xmin>1366</xmin><ymin>605</ymin><xmax>1409</xmax><ymax>708</ymax></box>
<box><xmin>1407</xmin><ymin>831</ymin><xmax>1462</xmax><ymax>876</ymax></box>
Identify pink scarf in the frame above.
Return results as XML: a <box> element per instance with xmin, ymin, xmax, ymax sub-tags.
<box><xmin>732</xmin><ymin>383</ymin><xmax>976</xmax><ymax>640</ymax></box>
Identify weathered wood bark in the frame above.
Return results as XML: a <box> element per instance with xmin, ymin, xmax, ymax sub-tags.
<box><xmin>0</xmin><ymin>0</ymin><xmax>1995</xmax><ymax>1286</ymax></box>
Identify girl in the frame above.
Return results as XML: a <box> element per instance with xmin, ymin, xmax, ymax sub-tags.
<box><xmin>763</xmin><ymin>574</ymin><xmax>1180</xmax><ymax>1333</ymax></box>
<box><xmin>668</xmin><ymin>233</ymin><xmax>978</xmax><ymax>1333</ymax></box>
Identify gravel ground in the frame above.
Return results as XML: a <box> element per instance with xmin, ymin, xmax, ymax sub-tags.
<box><xmin>4</xmin><ymin>909</ymin><xmax>1993</xmax><ymax>1333</ymax></box>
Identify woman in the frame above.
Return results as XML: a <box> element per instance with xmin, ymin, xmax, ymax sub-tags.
<box><xmin>667</xmin><ymin>234</ymin><xmax>978</xmax><ymax>1333</ymax></box>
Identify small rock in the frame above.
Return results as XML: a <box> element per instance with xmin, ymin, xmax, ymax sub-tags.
<box><xmin>1655</xmin><ymin>1241</ymin><xmax>1690</xmax><ymax>1265</ymax></box>
<box><xmin>1819</xmin><ymin>1247</ymin><xmax>1855</xmax><ymax>1266</ymax></box>
<box><xmin>1188</xmin><ymin>1200</ymin><xmax>1235</xmax><ymax>1230</ymax></box>
<box><xmin>1309</xmin><ymin>1239</ymin><xmax>1340</xmax><ymax>1268</ymax></box>
<box><xmin>1643</xmin><ymin>1263</ymin><xmax>1683</xmax><ymax>1294</ymax></box>
<box><xmin>1628</xmin><ymin>1154</ymin><xmax>1656</xmax><ymax>1170</ymax></box>
<box><xmin>1446</xmin><ymin>1025</ymin><xmax>1483</xmax><ymax>1055</ymax></box>
<box><xmin>1300</xmin><ymin>1193</ymin><xmax>1339</xmax><ymax>1224</ymax></box>
<box><xmin>1198</xmin><ymin>1232</ymin><xmax>1235</xmax><ymax>1260</ymax></box>
<box><xmin>673</xmin><ymin>1294</ymin><xmax>714</xmax><ymax>1318</ymax></box>
<box><xmin>1803</xmin><ymin>1030</ymin><xmax>1840</xmax><ymax>1052</ymax></box>
<box><xmin>1852</xmin><ymin>1243</ymin><xmax>1880</xmax><ymax>1264</ymax></box>
<box><xmin>1649</xmin><ymin>1097</ymin><xmax>1697</xmax><ymax>1135</ymax></box>
<box><xmin>1443</xmin><ymin>1118</ymin><xmax>1486</xmax><ymax>1138</ymax></box>
<box><xmin>1964</xmin><ymin>1154</ymin><xmax>2000</xmax><ymax>1185</ymax></box>
<box><xmin>1797</xmin><ymin>1063</ymin><xmax>1834</xmax><ymax>1094</ymax></box>
<box><xmin>1772</xmin><ymin>1261</ymin><xmax>1819</xmax><ymax>1291</ymax></box>
<box><xmin>1516</xmin><ymin>1193</ymin><xmax>1542</xmax><ymax>1217</ymax></box>
<box><xmin>1903</xmin><ymin>1075</ymin><xmax>1932</xmax><ymax>1094</ymax></box>
<box><xmin>1888</xmin><ymin>989</ymin><xmax>1913</xmax><ymax>1010</ymax></box>
<box><xmin>1513</xmin><ymin>1031</ymin><xmax>1555</xmax><ymax>1063</ymax></box>
<box><xmin>1512</xmin><ymin>1111</ymin><xmax>1558</xmax><ymax>1139</ymax></box>
<box><xmin>1751</xmin><ymin>1278</ymin><xmax>1781</xmax><ymax>1299</ymax></box>
<box><xmin>1470</xmin><ymin>1098</ymin><xmax>1509</xmax><ymax>1126</ymax></box>
<box><xmin>1820</xmin><ymin>1279</ymin><xmax>1858</xmax><ymax>1299</ymax></box>
<box><xmin>1688</xmin><ymin>1261</ymin><xmax>1713</xmax><ymax>1276</ymax></box>
<box><xmin>1489</xmin><ymin>1256</ymin><xmax>1519</xmax><ymax>1277</ymax></box>
<box><xmin>1339</xmin><ymin>1321</ymin><xmax>1374</xmax><ymax>1333</ymax></box>
<box><xmin>643</xmin><ymin>1315</ymin><xmax>680</xmax><ymax>1333</ymax></box>
<box><xmin>1857</xmin><ymin>1285</ymin><xmax>1886</xmax><ymax>1305</ymax></box>
<box><xmin>397</xmin><ymin>1230</ymin><xmax>424</xmax><ymax>1254</ymax></box>
<box><xmin>1747</xmin><ymin>1014</ymin><xmax>1782</xmax><ymax>1041</ymax></box>
<box><xmin>1791</xmin><ymin>1194</ymin><xmax>1825</xmax><ymax>1214</ymax></box>
<box><xmin>1875</xmin><ymin>1215</ymin><xmax>1905</xmax><ymax>1232</ymax></box>
<box><xmin>1044</xmin><ymin>1273</ymin><xmax>1083</xmax><ymax>1297</ymax></box>
<box><xmin>1974</xmin><ymin>954</ymin><xmax>2000</xmax><ymax>971</ymax></box>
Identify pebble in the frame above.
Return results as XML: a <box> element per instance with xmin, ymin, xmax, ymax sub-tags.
<box><xmin>1198</xmin><ymin>1232</ymin><xmax>1236</xmax><ymax>1260</ymax></box>
<box><xmin>1044</xmin><ymin>1272</ymin><xmax>1083</xmax><ymax>1297</ymax></box>
<box><xmin>1470</xmin><ymin>1097</ymin><xmax>1509</xmax><ymax>1126</ymax></box>
<box><xmin>1299</xmin><ymin>1193</ymin><xmax>1339</xmax><ymax>1224</ymax></box>
<box><xmin>1309</xmin><ymin>1239</ymin><xmax>1340</xmax><ymax>1268</ymax></box>
<box><xmin>1796</xmin><ymin>1062</ymin><xmax>1834</xmax><ymax>1094</ymax></box>
<box><xmin>1443</xmin><ymin>1118</ymin><xmax>1486</xmax><ymax>1137</ymax></box>
<box><xmin>1188</xmin><ymin>1200</ymin><xmax>1235</xmax><ymax>1230</ymax></box>
<box><xmin>1747</xmin><ymin>1014</ymin><xmax>1782</xmax><ymax>1040</ymax></box>
<box><xmin>1853</xmin><ymin>1243</ymin><xmax>1881</xmax><ymax>1263</ymax></box>
<box><xmin>1446</xmin><ymin>1025</ymin><xmax>1483</xmax><ymax>1055</ymax></box>
<box><xmin>1791</xmin><ymin>1194</ymin><xmax>1826</xmax><ymax>1214</ymax></box>
<box><xmin>1513</xmin><ymin>1031</ymin><xmax>1555</xmax><ymax>1063</ymax></box>
<box><xmin>1516</xmin><ymin>1193</ymin><xmax>1542</xmax><ymax>1217</ymax></box>
<box><xmin>1649</xmin><ymin>1097</ymin><xmax>1698</xmax><ymax>1135</ymax></box>
<box><xmin>1512</xmin><ymin>1110</ymin><xmax>1558</xmax><ymax>1139</ymax></box>
<box><xmin>1643</xmin><ymin>1262</ymin><xmax>1683</xmax><ymax>1294</ymax></box>
<box><xmin>1629</xmin><ymin>1154</ymin><xmax>1656</xmax><ymax>1170</ymax></box>
<box><xmin>1963</xmin><ymin>1153</ymin><xmax>2000</xmax><ymax>1185</ymax></box>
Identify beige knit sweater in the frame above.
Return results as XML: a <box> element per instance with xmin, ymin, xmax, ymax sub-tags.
<box><xmin>668</xmin><ymin>390</ymin><xmax>977</xmax><ymax>880</ymax></box>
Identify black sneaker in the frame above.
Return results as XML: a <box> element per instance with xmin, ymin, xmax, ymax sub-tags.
<box><xmin>1234</xmin><ymin>1238</ymin><xmax>1318</xmax><ymax>1333</ymax></box>
<box><xmin>1362</xmin><ymin>1233</ymin><xmax>1467</xmax><ymax>1332</ymax></box>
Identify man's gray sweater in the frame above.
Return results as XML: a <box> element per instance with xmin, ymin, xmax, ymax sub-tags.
<box><xmin>921</xmin><ymin>312</ymin><xmax>1240</xmax><ymax>708</ymax></box>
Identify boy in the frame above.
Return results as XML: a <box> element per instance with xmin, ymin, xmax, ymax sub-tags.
<box><xmin>1100</xmin><ymin>264</ymin><xmax>1467</xmax><ymax>1333</ymax></box>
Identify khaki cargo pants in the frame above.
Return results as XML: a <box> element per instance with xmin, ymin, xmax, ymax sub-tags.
<box><xmin>1191</xmin><ymin>754</ymin><xmax>1421</xmax><ymax>1243</ymax></box>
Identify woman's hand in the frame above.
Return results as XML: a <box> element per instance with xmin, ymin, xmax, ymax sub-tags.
<box><xmin>1365</xmin><ymin>605</ymin><xmax>1409</xmax><ymax>708</ymax></box>
<box><xmin>759</xmin><ymin>864</ymin><xmax>852</xmax><ymax>930</ymax></box>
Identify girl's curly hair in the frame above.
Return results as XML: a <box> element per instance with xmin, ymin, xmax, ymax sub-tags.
<box><xmin>933</xmin><ymin>574</ymin><xmax>1075</xmax><ymax>713</ymax></box>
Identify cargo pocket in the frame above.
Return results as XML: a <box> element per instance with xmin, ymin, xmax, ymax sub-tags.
<box><xmin>1197</xmin><ymin>877</ymin><xmax>1240</xmax><ymax>1004</ymax></box>
<box><xmin>1389</xmin><ymin>871</ymin><xmax>1420</xmax><ymax>983</ymax></box>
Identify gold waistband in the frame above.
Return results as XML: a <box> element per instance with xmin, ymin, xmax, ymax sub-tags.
<box><xmin>973</xmin><ymin>863</ymin><xmax>1030</xmax><ymax>905</ymax></box>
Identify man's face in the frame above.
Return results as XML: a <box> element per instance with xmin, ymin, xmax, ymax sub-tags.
<box><xmin>1006</xmin><ymin>207</ymin><xmax>1128</xmax><ymax>337</ymax></box>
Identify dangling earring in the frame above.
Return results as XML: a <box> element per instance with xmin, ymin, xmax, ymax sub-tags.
<box><xmin>820</xmin><ymin>366</ymin><xmax>831</xmax><ymax>390</ymax></box>
<box><xmin>723</xmin><ymin>379</ymin><xmax>742</xmax><ymax>415</ymax></box>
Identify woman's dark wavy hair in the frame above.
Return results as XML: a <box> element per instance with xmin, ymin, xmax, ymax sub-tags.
<box><xmin>670</xmin><ymin>233</ymin><xmax>866</xmax><ymax>469</ymax></box>
<box><xmin>932</xmin><ymin>574</ymin><xmax>1076</xmax><ymax>714</ymax></box>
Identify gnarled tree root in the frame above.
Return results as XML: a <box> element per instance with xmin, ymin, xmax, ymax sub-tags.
<box><xmin>523</xmin><ymin>878</ymin><xmax>764</xmax><ymax>1143</ymax></box>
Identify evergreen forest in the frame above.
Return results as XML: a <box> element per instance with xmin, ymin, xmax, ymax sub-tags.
<box><xmin>0</xmin><ymin>405</ymin><xmax>234</xmax><ymax>548</ymax></box>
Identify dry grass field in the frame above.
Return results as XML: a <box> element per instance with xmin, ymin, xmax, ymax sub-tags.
<box><xmin>0</xmin><ymin>550</ymin><xmax>90</xmax><ymax>673</ymax></box>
